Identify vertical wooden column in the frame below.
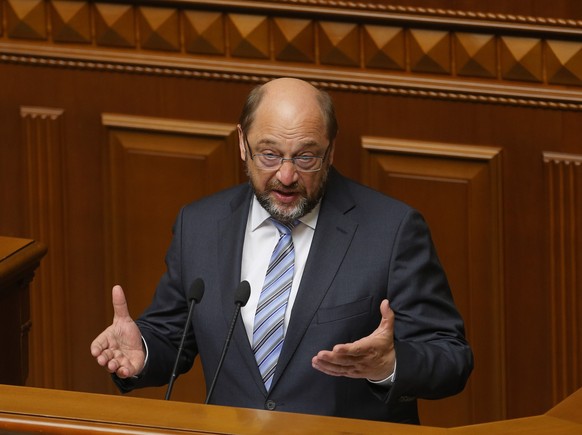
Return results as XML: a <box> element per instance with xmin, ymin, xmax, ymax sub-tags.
<box><xmin>544</xmin><ymin>152</ymin><xmax>582</xmax><ymax>405</ymax></box>
<box><xmin>21</xmin><ymin>106</ymin><xmax>70</xmax><ymax>389</ymax></box>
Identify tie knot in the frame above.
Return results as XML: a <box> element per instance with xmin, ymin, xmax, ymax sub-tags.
<box><xmin>269</xmin><ymin>218</ymin><xmax>299</xmax><ymax>236</ymax></box>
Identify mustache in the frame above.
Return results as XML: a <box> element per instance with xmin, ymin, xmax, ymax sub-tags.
<box><xmin>266</xmin><ymin>180</ymin><xmax>302</xmax><ymax>192</ymax></box>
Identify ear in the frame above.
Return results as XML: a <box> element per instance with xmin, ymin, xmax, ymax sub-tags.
<box><xmin>328</xmin><ymin>139</ymin><xmax>336</xmax><ymax>165</ymax></box>
<box><xmin>237</xmin><ymin>124</ymin><xmax>246</xmax><ymax>161</ymax></box>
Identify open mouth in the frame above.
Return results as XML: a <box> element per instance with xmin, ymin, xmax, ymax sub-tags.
<box><xmin>272</xmin><ymin>189</ymin><xmax>299</xmax><ymax>203</ymax></box>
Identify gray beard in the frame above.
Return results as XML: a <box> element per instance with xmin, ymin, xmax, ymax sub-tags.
<box><xmin>248</xmin><ymin>166</ymin><xmax>330</xmax><ymax>224</ymax></box>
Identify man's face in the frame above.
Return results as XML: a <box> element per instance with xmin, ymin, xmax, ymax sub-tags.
<box><xmin>238</xmin><ymin>83</ymin><xmax>334</xmax><ymax>223</ymax></box>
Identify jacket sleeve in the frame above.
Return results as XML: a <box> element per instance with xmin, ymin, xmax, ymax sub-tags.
<box><xmin>376</xmin><ymin>209</ymin><xmax>474</xmax><ymax>404</ymax></box>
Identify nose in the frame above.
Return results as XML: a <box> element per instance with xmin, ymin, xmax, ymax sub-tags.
<box><xmin>276</xmin><ymin>159</ymin><xmax>299</xmax><ymax>185</ymax></box>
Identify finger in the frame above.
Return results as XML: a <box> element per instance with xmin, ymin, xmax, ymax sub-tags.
<box><xmin>112</xmin><ymin>285</ymin><xmax>131</xmax><ymax>321</ymax></box>
<box><xmin>110</xmin><ymin>356</ymin><xmax>136</xmax><ymax>378</ymax></box>
<box><xmin>116</xmin><ymin>367</ymin><xmax>130</xmax><ymax>378</ymax></box>
<box><xmin>90</xmin><ymin>338</ymin><xmax>103</xmax><ymax>357</ymax></box>
<box><xmin>90</xmin><ymin>332</ymin><xmax>111</xmax><ymax>358</ymax></box>
<box><xmin>312</xmin><ymin>356</ymin><xmax>365</xmax><ymax>378</ymax></box>
<box><xmin>312</xmin><ymin>355</ymin><xmax>344</xmax><ymax>375</ymax></box>
<box><xmin>380</xmin><ymin>299</ymin><xmax>391</xmax><ymax>317</ymax></box>
<box><xmin>314</xmin><ymin>348</ymin><xmax>363</xmax><ymax>367</ymax></box>
<box><xmin>106</xmin><ymin>358</ymin><xmax>120</xmax><ymax>374</ymax></box>
<box><xmin>373</xmin><ymin>299</ymin><xmax>394</xmax><ymax>336</ymax></box>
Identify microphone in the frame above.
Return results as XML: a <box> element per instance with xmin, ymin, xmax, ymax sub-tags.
<box><xmin>164</xmin><ymin>278</ymin><xmax>205</xmax><ymax>400</ymax></box>
<box><xmin>205</xmin><ymin>280</ymin><xmax>251</xmax><ymax>404</ymax></box>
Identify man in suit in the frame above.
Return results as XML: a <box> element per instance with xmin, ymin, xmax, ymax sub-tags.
<box><xmin>91</xmin><ymin>77</ymin><xmax>473</xmax><ymax>424</ymax></box>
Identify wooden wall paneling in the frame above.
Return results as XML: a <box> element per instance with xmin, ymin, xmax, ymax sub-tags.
<box><xmin>543</xmin><ymin>152</ymin><xmax>582</xmax><ymax>405</ymax></box>
<box><xmin>361</xmin><ymin>137</ymin><xmax>504</xmax><ymax>426</ymax></box>
<box><xmin>3</xmin><ymin>0</ymin><xmax>582</xmax><ymax>107</ymax></box>
<box><xmin>102</xmin><ymin>114</ymin><xmax>238</xmax><ymax>402</ymax></box>
<box><xmin>20</xmin><ymin>106</ymin><xmax>71</xmax><ymax>390</ymax></box>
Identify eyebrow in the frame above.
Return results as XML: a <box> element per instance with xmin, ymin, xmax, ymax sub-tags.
<box><xmin>255</xmin><ymin>138</ymin><xmax>321</xmax><ymax>150</ymax></box>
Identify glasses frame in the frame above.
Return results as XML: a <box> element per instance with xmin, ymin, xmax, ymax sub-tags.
<box><xmin>243</xmin><ymin>133</ymin><xmax>331</xmax><ymax>173</ymax></box>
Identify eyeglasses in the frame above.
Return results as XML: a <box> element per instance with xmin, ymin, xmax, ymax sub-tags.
<box><xmin>243</xmin><ymin>134</ymin><xmax>331</xmax><ymax>173</ymax></box>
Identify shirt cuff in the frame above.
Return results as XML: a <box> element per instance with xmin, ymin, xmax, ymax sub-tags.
<box><xmin>367</xmin><ymin>358</ymin><xmax>396</xmax><ymax>386</ymax></box>
<box><xmin>131</xmin><ymin>336</ymin><xmax>148</xmax><ymax>379</ymax></box>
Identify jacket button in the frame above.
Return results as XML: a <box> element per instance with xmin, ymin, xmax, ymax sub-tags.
<box><xmin>265</xmin><ymin>400</ymin><xmax>276</xmax><ymax>410</ymax></box>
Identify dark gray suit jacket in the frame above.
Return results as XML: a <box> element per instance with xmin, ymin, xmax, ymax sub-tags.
<box><xmin>118</xmin><ymin>168</ymin><xmax>473</xmax><ymax>424</ymax></box>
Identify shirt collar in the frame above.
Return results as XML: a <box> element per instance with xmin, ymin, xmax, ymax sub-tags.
<box><xmin>250</xmin><ymin>195</ymin><xmax>320</xmax><ymax>232</ymax></box>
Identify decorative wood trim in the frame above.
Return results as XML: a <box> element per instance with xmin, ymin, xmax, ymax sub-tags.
<box><xmin>543</xmin><ymin>152</ymin><xmax>581</xmax><ymax>405</ymax></box>
<box><xmin>269</xmin><ymin>0</ymin><xmax>582</xmax><ymax>30</ymax></box>
<box><xmin>102</xmin><ymin>113</ymin><xmax>236</xmax><ymax>136</ymax></box>
<box><xmin>2</xmin><ymin>1</ymin><xmax>582</xmax><ymax>111</ymax></box>
<box><xmin>3</xmin><ymin>41</ymin><xmax>582</xmax><ymax>112</ymax></box>
<box><xmin>20</xmin><ymin>105</ymin><xmax>71</xmax><ymax>390</ymax></box>
<box><xmin>362</xmin><ymin>137</ymin><xmax>501</xmax><ymax>160</ymax></box>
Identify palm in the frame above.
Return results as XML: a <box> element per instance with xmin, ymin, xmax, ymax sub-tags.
<box><xmin>90</xmin><ymin>285</ymin><xmax>145</xmax><ymax>378</ymax></box>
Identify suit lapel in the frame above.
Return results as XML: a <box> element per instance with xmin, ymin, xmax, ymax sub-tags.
<box><xmin>216</xmin><ymin>186</ymin><xmax>266</xmax><ymax>393</ymax></box>
<box><xmin>272</xmin><ymin>169</ymin><xmax>358</xmax><ymax>389</ymax></box>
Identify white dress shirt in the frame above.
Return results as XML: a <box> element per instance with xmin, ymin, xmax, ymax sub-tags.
<box><xmin>240</xmin><ymin>197</ymin><xmax>319</xmax><ymax>343</ymax></box>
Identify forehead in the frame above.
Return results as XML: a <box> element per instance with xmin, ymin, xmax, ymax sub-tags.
<box><xmin>250</xmin><ymin>90</ymin><xmax>327</xmax><ymax>142</ymax></box>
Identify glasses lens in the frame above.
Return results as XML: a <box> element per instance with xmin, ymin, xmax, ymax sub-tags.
<box><xmin>256</xmin><ymin>154</ymin><xmax>281</xmax><ymax>169</ymax></box>
<box><xmin>295</xmin><ymin>157</ymin><xmax>321</xmax><ymax>172</ymax></box>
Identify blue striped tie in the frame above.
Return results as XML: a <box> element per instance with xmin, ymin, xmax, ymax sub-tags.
<box><xmin>253</xmin><ymin>218</ymin><xmax>298</xmax><ymax>391</ymax></box>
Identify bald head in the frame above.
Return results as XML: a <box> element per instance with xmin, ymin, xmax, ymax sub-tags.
<box><xmin>238</xmin><ymin>78</ymin><xmax>338</xmax><ymax>142</ymax></box>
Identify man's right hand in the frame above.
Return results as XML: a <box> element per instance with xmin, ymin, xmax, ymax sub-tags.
<box><xmin>90</xmin><ymin>285</ymin><xmax>145</xmax><ymax>379</ymax></box>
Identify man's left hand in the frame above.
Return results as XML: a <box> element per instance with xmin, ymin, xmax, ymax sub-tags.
<box><xmin>311</xmin><ymin>299</ymin><xmax>395</xmax><ymax>381</ymax></box>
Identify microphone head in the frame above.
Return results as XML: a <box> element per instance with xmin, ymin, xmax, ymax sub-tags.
<box><xmin>188</xmin><ymin>278</ymin><xmax>205</xmax><ymax>304</ymax></box>
<box><xmin>234</xmin><ymin>281</ymin><xmax>251</xmax><ymax>307</ymax></box>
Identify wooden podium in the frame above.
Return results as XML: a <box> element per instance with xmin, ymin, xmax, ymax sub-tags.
<box><xmin>0</xmin><ymin>237</ymin><xmax>47</xmax><ymax>386</ymax></box>
<box><xmin>0</xmin><ymin>384</ymin><xmax>580</xmax><ymax>434</ymax></box>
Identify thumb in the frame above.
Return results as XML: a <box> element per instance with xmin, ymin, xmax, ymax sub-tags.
<box><xmin>112</xmin><ymin>285</ymin><xmax>131</xmax><ymax>321</ymax></box>
<box><xmin>376</xmin><ymin>299</ymin><xmax>394</xmax><ymax>334</ymax></box>
<box><xmin>380</xmin><ymin>299</ymin><xmax>392</xmax><ymax>318</ymax></box>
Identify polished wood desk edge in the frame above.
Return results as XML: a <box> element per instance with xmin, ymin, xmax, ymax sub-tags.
<box><xmin>0</xmin><ymin>385</ymin><xmax>445</xmax><ymax>435</ymax></box>
<box><xmin>0</xmin><ymin>238</ymin><xmax>33</xmax><ymax>262</ymax></box>
<box><xmin>0</xmin><ymin>237</ymin><xmax>48</xmax><ymax>288</ymax></box>
<box><xmin>545</xmin><ymin>385</ymin><xmax>582</xmax><ymax>424</ymax></box>
<box><xmin>448</xmin><ymin>387</ymin><xmax>582</xmax><ymax>434</ymax></box>
<box><xmin>0</xmin><ymin>385</ymin><xmax>581</xmax><ymax>434</ymax></box>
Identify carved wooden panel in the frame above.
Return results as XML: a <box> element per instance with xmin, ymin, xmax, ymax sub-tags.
<box><xmin>362</xmin><ymin>137</ymin><xmax>504</xmax><ymax>426</ymax></box>
<box><xmin>228</xmin><ymin>14</ymin><xmax>270</xmax><ymax>59</ymax></box>
<box><xmin>94</xmin><ymin>3</ymin><xmax>135</xmax><ymax>48</ymax></box>
<box><xmin>6</xmin><ymin>0</ymin><xmax>46</xmax><ymax>40</ymax></box>
<box><xmin>3</xmin><ymin>0</ymin><xmax>582</xmax><ymax>110</ymax></box>
<box><xmin>363</xmin><ymin>25</ymin><xmax>405</xmax><ymax>71</ymax></box>
<box><xmin>51</xmin><ymin>0</ymin><xmax>90</xmax><ymax>44</ymax></box>
<box><xmin>319</xmin><ymin>21</ymin><xmax>360</xmax><ymax>67</ymax></box>
<box><xmin>102</xmin><ymin>114</ymin><xmax>238</xmax><ymax>402</ymax></box>
<box><xmin>500</xmin><ymin>36</ymin><xmax>543</xmax><ymax>82</ymax></box>
<box><xmin>543</xmin><ymin>152</ymin><xmax>582</xmax><ymax>405</ymax></box>
<box><xmin>273</xmin><ymin>17</ymin><xmax>315</xmax><ymax>63</ymax></box>
<box><xmin>546</xmin><ymin>40</ymin><xmax>582</xmax><ymax>86</ymax></box>
<box><xmin>184</xmin><ymin>10</ymin><xmax>225</xmax><ymax>56</ymax></box>
<box><xmin>139</xmin><ymin>6</ymin><xmax>180</xmax><ymax>52</ymax></box>
<box><xmin>20</xmin><ymin>106</ymin><xmax>70</xmax><ymax>390</ymax></box>
<box><xmin>409</xmin><ymin>29</ymin><xmax>451</xmax><ymax>75</ymax></box>
<box><xmin>455</xmin><ymin>33</ymin><xmax>497</xmax><ymax>78</ymax></box>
